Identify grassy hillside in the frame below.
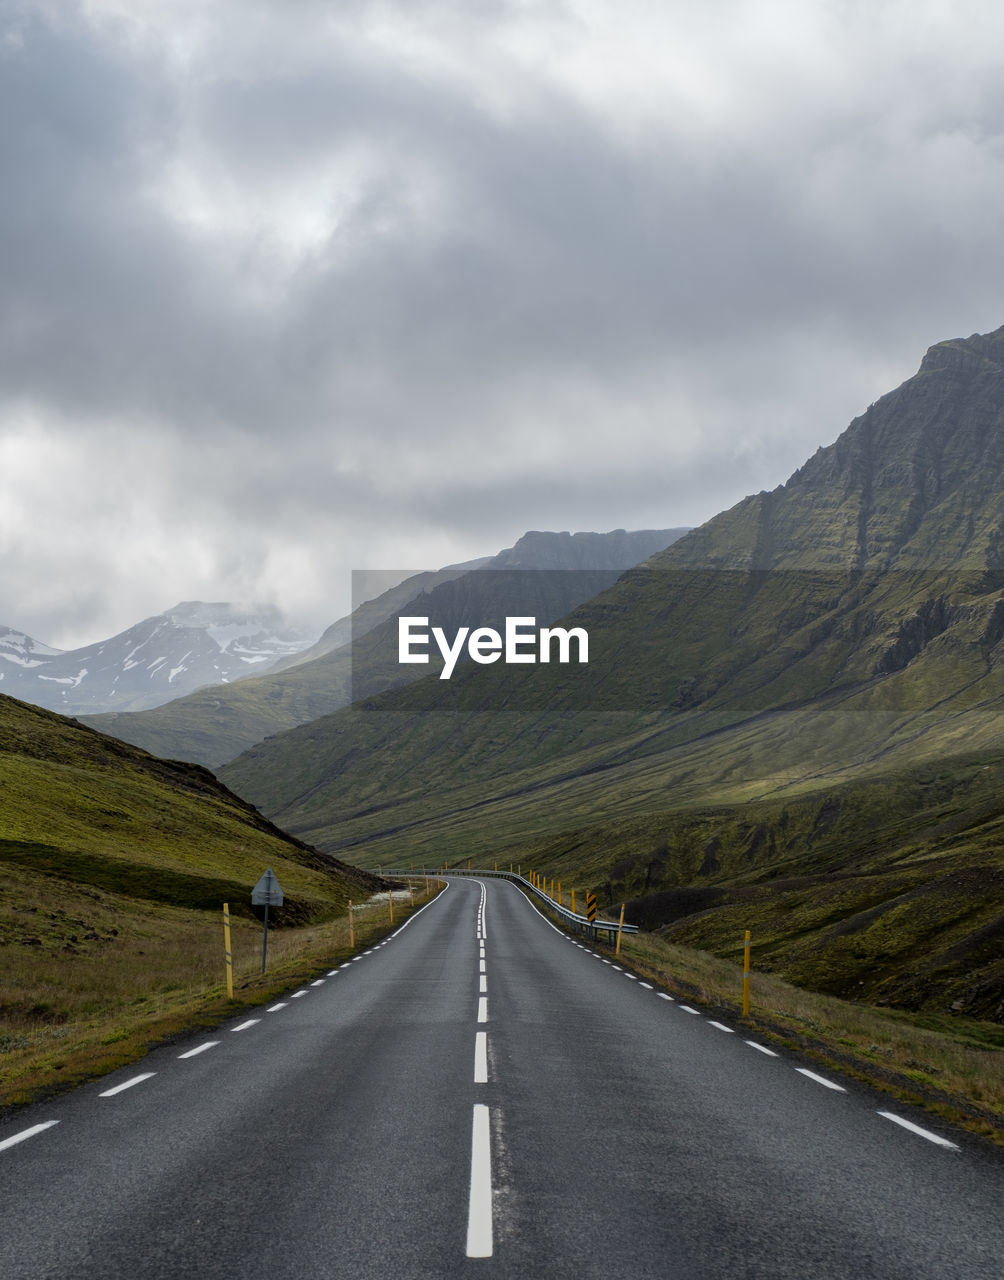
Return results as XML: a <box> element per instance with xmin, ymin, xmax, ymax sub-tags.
<box><xmin>0</xmin><ymin>693</ymin><xmax>382</xmax><ymax>1101</ymax></box>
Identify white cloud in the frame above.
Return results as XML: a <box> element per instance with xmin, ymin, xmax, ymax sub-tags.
<box><xmin>3</xmin><ymin>0</ymin><xmax>1004</xmax><ymax>646</ymax></box>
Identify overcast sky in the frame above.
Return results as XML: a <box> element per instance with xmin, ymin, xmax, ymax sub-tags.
<box><xmin>4</xmin><ymin>0</ymin><xmax>1004</xmax><ymax>647</ymax></box>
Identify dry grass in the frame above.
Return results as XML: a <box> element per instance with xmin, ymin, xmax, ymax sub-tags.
<box><xmin>0</xmin><ymin>880</ymin><xmax>443</xmax><ymax>1112</ymax></box>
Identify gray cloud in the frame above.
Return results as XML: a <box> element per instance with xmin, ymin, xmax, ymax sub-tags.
<box><xmin>3</xmin><ymin>0</ymin><xmax>1004</xmax><ymax>646</ymax></box>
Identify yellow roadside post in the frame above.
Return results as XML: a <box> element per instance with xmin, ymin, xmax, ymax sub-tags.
<box><xmin>222</xmin><ymin>903</ymin><xmax>234</xmax><ymax>999</ymax></box>
<box><xmin>557</xmin><ymin>881</ymin><xmax>561</xmax><ymax>906</ymax></box>
<box><xmin>571</xmin><ymin>889</ymin><xmax>576</xmax><ymax>915</ymax></box>
<box><xmin>743</xmin><ymin>930</ymin><xmax>752</xmax><ymax>1016</ymax></box>
<box><xmin>388</xmin><ymin>889</ymin><xmax>394</xmax><ymax>925</ymax></box>
<box><xmin>348</xmin><ymin>901</ymin><xmax>355</xmax><ymax>950</ymax></box>
<box><xmin>616</xmin><ymin>903</ymin><xmax>626</xmax><ymax>955</ymax></box>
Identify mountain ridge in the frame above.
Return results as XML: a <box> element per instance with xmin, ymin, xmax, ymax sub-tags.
<box><xmin>84</xmin><ymin>527</ymin><xmax>689</xmax><ymax>766</ymax></box>
<box><xmin>217</xmin><ymin>325</ymin><xmax>1004</xmax><ymax>1022</ymax></box>
<box><xmin>0</xmin><ymin>602</ymin><xmax>318</xmax><ymax>715</ymax></box>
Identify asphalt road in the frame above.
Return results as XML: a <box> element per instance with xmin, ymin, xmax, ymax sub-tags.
<box><xmin>0</xmin><ymin>877</ymin><xmax>1000</xmax><ymax>1278</ymax></box>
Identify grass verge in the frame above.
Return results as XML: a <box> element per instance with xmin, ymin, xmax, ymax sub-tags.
<box><xmin>0</xmin><ymin>880</ymin><xmax>443</xmax><ymax>1115</ymax></box>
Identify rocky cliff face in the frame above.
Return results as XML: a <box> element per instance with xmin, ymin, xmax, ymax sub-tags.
<box><xmin>663</xmin><ymin>326</ymin><xmax>1004</xmax><ymax>574</ymax></box>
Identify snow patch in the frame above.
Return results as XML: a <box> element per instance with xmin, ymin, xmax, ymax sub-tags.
<box><xmin>39</xmin><ymin>668</ymin><xmax>88</xmax><ymax>687</ymax></box>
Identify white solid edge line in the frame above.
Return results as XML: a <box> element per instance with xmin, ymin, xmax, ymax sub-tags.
<box><xmin>389</xmin><ymin>878</ymin><xmax>451</xmax><ymax>939</ymax></box>
<box><xmin>477</xmin><ymin>996</ymin><xmax>488</xmax><ymax>1023</ymax></box>
<box><xmin>267</xmin><ymin>1002</ymin><xmax>288</xmax><ymax>1012</ymax></box>
<box><xmin>178</xmin><ymin>1041</ymin><xmax>219</xmax><ymax>1059</ymax></box>
<box><xmin>474</xmin><ymin>1031</ymin><xmax>488</xmax><ymax>1084</ymax></box>
<box><xmin>99</xmin><ymin>1072</ymin><xmax>156</xmax><ymax>1097</ymax></box>
<box><xmin>500</xmin><ymin>879</ymin><xmax>564</xmax><ymax>937</ymax></box>
<box><xmin>796</xmin><ymin>1068</ymin><xmax>846</xmax><ymax>1092</ymax></box>
<box><xmin>708</xmin><ymin>1021</ymin><xmax>734</xmax><ymax>1033</ymax></box>
<box><xmin>466</xmin><ymin>1104</ymin><xmax>494</xmax><ymax>1258</ymax></box>
<box><xmin>231</xmin><ymin>1019</ymin><xmax>260</xmax><ymax>1032</ymax></box>
<box><xmin>0</xmin><ymin>1121</ymin><xmax>59</xmax><ymax>1153</ymax></box>
<box><xmin>745</xmin><ymin>1039</ymin><xmax>778</xmax><ymax>1056</ymax></box>
<box><xmin>877</xmin><ymin>1111</ymin><xmax>960</xmax><ymax>1149</ymax></box>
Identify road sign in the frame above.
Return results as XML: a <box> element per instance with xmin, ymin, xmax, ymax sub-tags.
<box><xmin>252</xmin><ymin>868</ymin><xmax>284</xmax><ymax>973</ymax></box>
<box><xmin>585</xmin><ymin>892</ymin><xmax>597</xmax><ymax>923</ymax></box>
<box><xmin>252</xmin><ymin>868</ymin><xmax>284</xmax><ymax>907</ymax></box>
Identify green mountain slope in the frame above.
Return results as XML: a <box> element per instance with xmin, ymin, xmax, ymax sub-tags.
<box><xmin>85</xmin><ymin>528</ymin><xmax>687</xmax><ymax>768</ymax></box>
<box><xmin>219</xmin><ymin>326</ymin><xmax>1004</xmax><ymax>1022</ymax></box>
<box><xmin>0</xmin><ymin>693</ymin><xmax>377</xmax><ymax>922</ymax></box>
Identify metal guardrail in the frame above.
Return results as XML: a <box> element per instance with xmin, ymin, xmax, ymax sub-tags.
<box><xmin>381</xmin><ymin>867</ymin><xmax>638</xmax><ymax>944</ymax></box>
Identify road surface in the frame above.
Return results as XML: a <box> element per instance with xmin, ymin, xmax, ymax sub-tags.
<box><xmin>0</xmin><ymin>877</ymin><xmax>1000</xmax><ymax>1278</ymax></box>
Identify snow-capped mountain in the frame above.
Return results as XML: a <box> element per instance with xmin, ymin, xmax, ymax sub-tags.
<box><xmin>0</xmin><ymin>627</ymin><xmax>65</xmax><ymax>669</ymax></box>
<box><xmin>0</xmin><ymin>603</ymin><xmax>318</xmax><ymax>714</ymax></box>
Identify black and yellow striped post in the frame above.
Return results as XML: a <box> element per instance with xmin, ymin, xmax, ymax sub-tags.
<box><xmin>585</xmin><ymin>892</ymin><xmax>597</xmax><ymax>923</ymax></box>
<box><xmin>222</xmin><ymin>902</ymin><xmax>234</xmax><ymax>1000</ymax></box>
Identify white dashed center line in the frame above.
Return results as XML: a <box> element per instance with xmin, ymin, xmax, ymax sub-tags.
<box><xmin>474</xmin><ymin>1032</ymin><xmax>488</xmax><ymax>1084</ymax></box>
<box><xmin>708</xmin><ymin>1021</ymin><xmax>734</xmax><ymax>1033</ymax></box>
<box><xmin>267</xmin><ymin>1002</ymin><xmax>288</xmax><ymax>1013</ymax></box>
<box><xmin>477</xmin><ymin>996</ymin><xmax>488</xmax><ymax>1023</ymax></box>
<box><xmin>466</xmin><ymin>1105</ymin><xmax>494</xmax><ymax>1258</ymax></box>
<box><xmin>231</xmin><ymin>1020</ymin><xmax>260</xmax><ymax>1032</ymax></box>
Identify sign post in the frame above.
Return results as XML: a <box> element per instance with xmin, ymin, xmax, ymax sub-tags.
<box><xmin>251</xmin><ymin>868</ymin><xmax>284</xmax><ymax>974</ymax></box>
